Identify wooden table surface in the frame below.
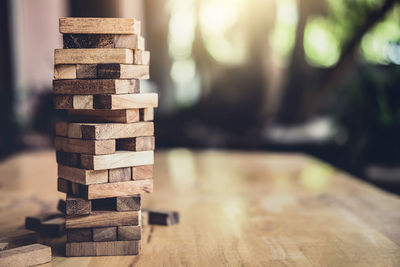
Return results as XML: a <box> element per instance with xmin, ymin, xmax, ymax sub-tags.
<box><xmin>0</xmin><ymin>149</ymin><xmax>399</xmax><ymax>266</ymax></box>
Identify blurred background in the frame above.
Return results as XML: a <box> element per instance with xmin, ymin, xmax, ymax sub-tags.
<box><xmin>1</xmin><ymin>0</ymin><xmax>400</xmax><ymax>194</ymax></box>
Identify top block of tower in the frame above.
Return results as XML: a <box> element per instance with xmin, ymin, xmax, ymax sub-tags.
<box><xmin>59</xmin><ymin>18</ymin><xmax>141</xmax><ymax>35</ymax></box>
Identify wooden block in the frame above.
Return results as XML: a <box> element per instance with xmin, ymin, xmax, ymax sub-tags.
<box><xmin>93</xmin><ymin>93</ymin><xmax>158</xmax><ymax>110</ymax></box>
<box><xmin>66</xmin><ymin>240</ymin><xmax>140</xmax><ymax>256</ymax></box>
<box><xmin>67</xmin><ymin>123</ymin><xmax>83</xmax><ymax>138</ymax></box>
<box><xmin>80</xmin><ymin>121</ymin><xmax>153</xmax><ymax>140</ymax></box>
<box><xmin>76</xmin><ymin>64</ymin><xmax>97</xmax><ymax>79</ymax></box>
<box><xmin>134</xmin><ymin>50</ymin><xmax>150</xmax><ymax>65</ymax></box>
<box><xmin>58</xmin><ymin>177</ymin><xmax>70</xmax><ymax>193</ymax></box>
<box><xmin>54</xmin><ymin>64</ymin><xmax>76</xmax><ymax>79</ymax></box>
<box><xmin>71</xmin><ymin>182</ymin><xmax>80</xmax><ymax>195</ymax></box>
<box><xmin>91</xmin><ymin>198</ymin><xmax>116</xmax><ymax>211</ymax></box>
<box><xmin>92</xmin><ymin>227</ymin><xmax>117</xmax><ymax>241</ymax></box>
<box><xmin>83</xmin><ymin>180</ymin><xmax>153</xmax><ymax>200</ymax></box>
<box><xmin>66</xmin><ymin>196</ymin><xmax>91</xmax><ymax>215</ymax></box>
<box><xmin>65</xmin><ymin>211</ymin><xmax>140</xmax><ymax>229</ymax></box>
<box><xmin>0</xmin><ymin>243</ymin><xmax>8</xmax><ymax>251</ymax></box>
<box><xmin>68</xmin><ymin>109</ymin><xmax>140</xmax><ymax>123</ymax></box>
<box><xmin>55</xmin><ymin>137</ymin><xmax>115</xmax><ymax>155</ymax></box>
<box><xmin>141</xmin><ymin>210</ymin><xmax>148</xmax><ymax>227</ymax></box>
<box><xmin>116</xmin><ymin>136</ymin><xmax>155</xmax><ymax>151</ymax></box>
<box><xmin>57</xmin><ymin>199</ymin><xmax>66</xmax><ymax>214</ymax></box>
<box><xmin>60</xmin><ymin>18</ymin><xmax>140</xmax><ymax>34</ymax></box>
<box><xmin>132</xmin><ymin>165</ymin><xmax>153</xmax><ymax>180</ymax></box>
<box><xmin>58</xmin><ymin>165</ymin><xmax>108</xmax><ymax>185</ymax></box>
<box><xmin>53</xmin><ymin>79</ymin><xmax>138</xmax><ymax>95</ymax></box>
<box><xmin>140</xmin><ymin>108</ymin><xmax>154</xmax><ymax>121</ymax></box>
<box><xmin>0</xmin><ymin>230</ymin><xmax>37</xmax><ymax>249</ymax></box>
<box><xmin>54</xmin><ymin>48</ymin><xmax>134</xmax><ymax>64</ymax></box>
<box><xmin>56</xmin><ymin>151</ymin><xmax>81</xmax><ymax>168</ymax></box>
<box><xmin>41</xmin><ymin>217</ymin><xmax>65</xmax><ymax>237</ymax></box>
<box><xmin>54</xmin><ymin>95</ymin><xmax>94</xmax><ymax>109</ymax></box>
<box><xmin>0</xmin><ymin>244</ymin><xmax>51</xmax><ymax>267</ymax></box>
<box><xmin>81</xmin><ymin>150</ymin><xmax>154</xmax><ymax>170</ymax></box>
<box><xmin>115</xmin><ymin>35</ymin><xmax>145</xmax><ymax>50</ymax></box>
<box><xmin>55</xmin><ymin>121</ymin><xmax>68</xmax><ymax>136</ymax></box>
<box><xmin>116</xmin><ymin>196</ymin><xmax>141</xmax><ymax>211</ymax></box>
<box><xmin>145</xmin><ymin>209</ymin><xmax>180</xmax><ymax>226</ymax></box>
<box><xmin>25</xmin><ymin>212</ymin><xmax>63</xmax><ymax>231</ymax></box>
<box><xmin>109</xmin><ymin>167</ymin><xmax>131</xmax><ymax>183</ymax></box>
<box><xmin>67</xmin><ymin>228</ymin><xmax>92</xmax><ymax>242</ymax></box>
<box><xmin>63</xmin><ymin>34</ymin><xmax>144</xmax><ymax>49</ymax></box>
<box><xmin>97</xmin><ymin>64</ymin><xmax>149</xmax><ymax>79</ymax></box>
<box><xmin>117</xmin><ymin>226</ymin><xmax>141</xmax><ymax>241</ymax></box>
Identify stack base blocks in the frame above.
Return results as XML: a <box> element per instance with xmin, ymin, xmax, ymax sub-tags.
<box><xmin>54</xmin><ymin>17</ymin><xmax>157</xmax><ymax>257</ymax></box>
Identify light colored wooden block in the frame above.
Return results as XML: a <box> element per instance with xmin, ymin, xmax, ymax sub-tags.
<box><xmin>67</xmin><ymin>123</ymin><xmax>83</xmax><ymax>138</ymax></box>
<box><xmin>116</xmin><ymin>196</ymin><xmax>141</xmax><ymax>211</ymax></box>
<box><xmin>53</xmin><ymin>79</ymin><xmax>139</xmax><ymax>95</ymax></box>
<box><xmin>54</xmin><ymin>49</ymin><xmax>134</xmax><ymax>64</ymax></box>
<box><xmin>0</xmin><ymin>230</ymin><xmax>37</xmax><ymax>249</ymax></box>
<box><xmin>132</xmin><ymin>165</ymin><xmax>153</xmax><ymax>180</ymax></box>
<box><xmin>84</xmin><ymin>180</ymin><xmax>153</xmax><ymax>199</ymax></box>
<box><xmin>134</xmin><ymin>50</ymin><xmax>150</xmax><ymax>65</ymax></box>
<box><xmin>140</xmin><ymin>108</ymin><xmax>154</xmax><ymax>121</ymax></box>
<box><xmin>58</xmin><ymin>165</ymin><xmax>108</xmax><ymax>185</ymax></box>
<box><xmin>93</xmin><ymin>93</ymin><xmax>158</xmax><ymax>110</ymax></box>
<box><xmin>54</xmin><ymin>64</ymin><xmax>76</xmax><ymax>79</ymax></box>
<box><xmin>92</xmin><ymin>227</ymin><xmax>117</xmax><ymax>241</ymax></box>
<box><xmin>66</xmin><ymin>240</ymin><xmax>140</xmax><ymax>256</ymax></box>
<box><xmin>117</xmin><ymin>226</ymin><xmax>141</xmax><ymax>241</ymax></box>
<box><xmin>55</xmin><ymin>121</ymin><xmax>68</xmax><ymax>136</ymax></box>
<box><xmin>68</xmin><ymin>109</ymin><xmax>140</xmax><ymax>123</ymax></box>
<box><xmin>114</xmin><ymin>35</ymin><xmax>144</xmax><ymax>49</ymax></box>
<box><xmin>116</xmin><ymin>136</ymin><xmax>155</xmax><ymax>151</ymax></box>
<box><xmin>60</xmin><ymin>18</ymin><xmax>140</xmax><ymax>34</ymax></box>
<box><xmin>76</xmin><ymin>64</ymin><xmax>97</xmax><ymax>79</ymax></box>
<box><xmin>65</xmin><ymin>211</ymin><xmax>140</xmax><ymax>229</ymax></box>
<box><xmin>81</xmin><ymin>150</ymin><xmax>154</xmax><ymax>170</ymax></box>
<box><xmin>97</xmin><ymin>64</ymin><xmax>149</xmax><ymax>79</ymax></box>
<box><xmin>54</xmin><ymin>137</ymin><xmax>115</xmax><ymax>155</ymax></box>
<box><xmin>109</xmin><ymin>167</ymin><xmax>131</xmax><ymax>183</ymax></box>
<box><xmin>0</xmin><ymin>244</ymin><xmax>51</xmax><ymax>267</ymax></box>
<box><xmin>80</xmin><ymin>121</ymin><xmax>154</xmax><ymax>140</ymax></box>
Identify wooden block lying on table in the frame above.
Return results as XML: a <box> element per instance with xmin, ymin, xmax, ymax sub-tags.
<box><xmin>66</xmin><ymin>196</ymin><xmax>91</xmax><ymax>215</ymax></box>
<box><xmin>116</xmin><ymin>196</ymin><xmax>141</xmax><ymax>211</ymax></box>
<box><xmin>118</xmin><ymin>226</ymin><xmax>141</xmax><ymax>240</ymax></box>
<box><xmin>60</xmin><ymin>17</ymin><xmax>141</xmax><ymax>35</ymax></box>
<box><xmin>54</xmin><ymin>48</ymin><xmax>134</xmax><ymax>64</ymax></box>
<box><xmin>63</xmin><ymin>34</ymin><xmax>144</xmax><ymax>50</ymax></box>
<box><xmin>92</xmin><ymin>227</ymin><xmax>117</xmax><ymax>241</ymax></box>
<box><xmin>93</xmin><ymin>93</ymin><xmax>158</xmax><ymax>109</ymax></box>
<box><xmin>25</xmin><ymin>212</ymin><xmax>63</xmax><ymax>231</ymax></box>
<box><xmin>97</xmin><ymin>64</ymin><xmax>149</xmax><ymax>79</ymax></box>
<box><xmin>66</xmin><ymin>240</ymin><xmax>140</xmax><ymax>256</ymax></box>
<box><xmin>54</xmin><ymin>95</ymin><xmax>93</xmax><ymax>109</ymax></box>
<box><xmin>0</xmin><ymin>230</ymin><xmax>37</xmax><ymax>249</ymax></box>
<box><xmin>56</xmin><ymin>151</ymin><xmax>81</xmax><ymax>168</ymax></box>
<box><xmin>116</xmin><ymin>136</ymin><xmax>155</xmax><ymax>151</ymax></box>
<box><xmin>132</xmin><ymin>165</ymin><xmax>153</xmax><ymax>180</ymax></box>
<box><xmin>55</xmin><ymin>137</ymin><xmax>115</xmax><ymax>155</ymax></box>
<box><xmin>68</xmin><ymin>109</ymin><xmax>140</xmax><ymax>123</ymax></box>
<box><xmin>67</xmin><ymin>228</ymin><xmax>92</xmax><ymax>242</ymax></box>
<box><xmin>144</xmin><ymin>209</ymin><xmax>180</xmax><ymax>226</ymax></box>
<box><xmin>81</xmin><ymin>150</ymin><xmax>154</xmax><ymax>170</ymax></box>
<box><xmin>0</xmin><ymin>243</ymin><xmax>8</xmax><ymax>251</ymax></box>
<box><xmin>41</xmin><ymin>217</ymin><xmax>65</xmax><ymax>237</ymax></box>
<box><xmin>134</xmin><ymin>50</ymin><xmax>150</xmax><ymax>65</ymax></box>
<box><xmin>57</xmin><ymin>199</ymin><xmax>66</xmax><ymax>214</ymax></box>
<box><xmin>65</xmin><ymin>211</ymin><xmax>140</xmax><ymax>229</ymax></box>
<box><xmin>0</xmin><ymin>244</ymin><xmax>51</xmax><ymax>266</ymax></box>
<box><xmin>53</xmin><ymin>79</ymin><xmax>139</xmax><ymax>95</ymax></box>
<box><xmin>54</xmin><ymin>64</ymin><xmax>76</xmax><ymax>79</ymax></box>
<box><xmin>140</xmin><ymin>108</ymin><xmax>154</xmax><ymax>121</ymax></box>
<box><xmin>58</xmin><ymin>165</ymin><xmax>108</xmax><ymax>185</ymax></box>
<box><xmin>109</xmin><ymin>167</ymin><xmax>131</xmax><ymax>183</ymax></box>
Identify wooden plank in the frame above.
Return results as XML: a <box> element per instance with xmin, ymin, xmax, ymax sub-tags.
<box><xmin>132</xmin><ymin>165</ymin><xmax>153</xmax><ymax>180</ymax></box>
<box><xmin>134</xmin><ymin>50</ymin><xmax>150</xmax><ymax>65</ymax></box>
<box><xmin>66</xmin><ymin>196</ymin><xmax>91</xmax><ymax>215</ymax></box>
<box><xmin>54</xmin><ymin>137</ymin><xmax>115</xmax><ymax>155</ymax></box>
<box><xmin>66</xmin><ymin>241</ymin><xmax>140</xmax><ymax>256</ymax></box>
<box><xmin>92</xmin><ymin>227</ymin><xmax>117</xmax><ymax>241</ymax></box>
<box><xmin>76</xmin><ymin>64</ymin><xmax>97</xmax><ymax>79</ymax></box>
<box><xmin>80</xmin><ymin>121</ymin><xmax>154</xmax><ymax>140</ymax></box>
<box><xmin>93</xmin><ymin>93</ymin><xmax>158</xmax><ymax>109</ymax></box>
<box><xmin>68</xmin><ymin>109</ymin><xmax>140</xmax><ymax>123</ymax></box>
<box><xmin>67</xmin><ymin>123</ymin><xmax>83</xmax><ymax>138</ymax></box>
<box><xmin>141</xmin><ymin>210</ymin><xmax>148</xmax><ymax>227</ymax></box>
<box><xmin>54</xmin><ymin>95</ymin><xmax>93</xmax><ymax>109</ymax></box>
<box><xmin>63</xmin><ymin>34</ymin><xmax>144</xmax><ymax>49</ymax></box>
<box><xmin>54</xmin><ymin>64</ymin><xmax>76</xmax><ymax>79</ymax></box>
<box><xmin>56</xmin><ymin>151</ymin><xmax>81</xmax><ymax>168</ymax></box>
<box><xmin>140</xmin><ymin>107</ymin><xmax>154</xmax><ymax>121</ymax></box>
<box><xmin>81</xmin><ymin>150</ymin><xmax>154</xmax><ymax>170</ymax></box>
<box><xmin>117</xmin><ymin>226</ymin><xmax>141</xmax><ymax>241</ymax></box>
<box><xmin>0</xmin><ymin>244</ymin><xmax>51</xmax><ymax>267</ymax></box>
<box><xmin>116</xmin><ymin>136</ymin><xmax>155</xmax><ymax>151</ymax></box>
<box><xmin>57</xmin><ymin>199</ymin><xmax>66</xmax><ymax>214</ymax></box>
<box><xmin>40</xmin><ymin>217</ymin><xmax>65</xmax><ymax>237</ymax></box>
<box><xmin>97</xmin><ymin>64</ymin><xmax>149</xmax><ymax>79</ymax></box>
<box><xmin>144</xmin><ymin>209</ymin><xmax>180</xmax><ymax>226</ymax></box>
<box><xmin>67</xmin><ymin>228</ymin><xmax>92</xmax><ymax>242</ymax></box>
<box><xmin>59</xmin><ymin>18</ymin><xmax>140</xmax><ymax>34</ymax></box>
<box><xmin>54</xmin><ymin>48</ymin><xmax>134</xmax><ymax>64</ymax></box>
<box><xmin>65</xmin><ymin>211</ymin><xmax>140</xmax><ymax>229</ymax></box>
<box><xmin>0</xmin><ymin>243</ymin><xmax>8</xmax><ymax>251</ymax></box>
<box><xmin>53</xmin><ymin>79</ymin><xmax>139</xmax><ymax>95</ymax></box>
<box><xmin>116</xmin><ymin>196</ymin><xmax>141</xmax><ymax>211</ymax></box>
<box><xmin>91</xmin><ymin>198</ymin><xmax>116</xmax><ymax>211</ymax></box>
<box><xmin>25</xmin><ymin>212</ymin><xmax>63</xmax><ymax>231</ymax></box>
<box><xmin>109</xmin><ymin>167</ymin><xmax>131</xmax><ymax>183</ymax></box>
<box><xmin>84</xmin><ymin>180</ymin><xmax>153</xmax><ymax>200</ymax></box>
<box><xmin>55</xmin><ymin>121</ymin><xmax>68</xmax><ymax>136</ymax></box>
<box><xmin>0</xmin><ymin>230</ymin><xmax>37</xmax><ymax>249</ymax></box>
<box><xmin>58</xmin><ymin>165</ymin><xmax>108</xmax><ymax>185</ymax></box>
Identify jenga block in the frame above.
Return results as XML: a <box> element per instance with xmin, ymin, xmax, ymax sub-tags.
<box><xmin>55</xmin><ymin>137</ymin><xmax>115</xmax><ymax>155</ymax></box>
<box><xmin>60</xmin><ymin>18</ymin><xmax>140</xmax><ymax>35</ymax></box>
<box><xmin>66</xmin><ymin>240</ymin><xmax>140</xmax><ymax>256</ymax></box>
<box><xmin>97</xmin><ymin>64</ymin><xmax>149</xmax><ymax>79</ymax></box>
<box><xmin>93</xmin><ymin>93</ymin><xmax>158</xmax><ymax>110</ymax></box>
<box><xmin>0</xmin><ymin>243</ymin><xmax>8</xmax><ymax>251</ymax></box>
<box><xmin>132</xmin><ymin>165</ymin><xmax>153</xmax><ymax>180</ymax></box>
<box><xmin>40</xmin><ymin>217</ymin><xmax>65</xmax><ymax>237</ymax></box>
<box><xmin>67</xmin><ymin>123</ymin><xmax>83</xmax><ymax>138</ymax></box>
<box><xmin>116</xmin><ymin>196</ymin><xmax>141</xmax><ymax>211</ymax></box>
<box><xmin>56</xmin><ymin>151</ymin><xmax>81</xmax><ymax>168</ymax></box>
<box><xmin>54</xmin><ymin>64</ymin><xmax>76</xmax><ymax>79</ymax></box>
<box><xmin>53</xmin><ymin>79</ymin><xmax>138</xmax><ymax>95</ymax></box>
<box><xmin>68</xmin><ymin>109</ymin><xmax>140</xmax><ymax>123</ymax></box>
<box><xmin>67</xmin><ymin>228</ymin><xmax>92</xmax><ymax>242</ymax></box>
<box><xmin>25</xmin><ymin>212</ymin><xmax>63</xmax><ymax>231</ymax></box>
<box><xmin>115</xmin><ymin>35</ymin><xmax>145</xmax><ymax>50</ymax></box>
<box><xmin>80</xmin><ymin>121</ymin><xmax>153</xmax><ymax>140</ymax></box>
<box><xmin>55</xmin><ymin>121</ymin><xmax>69</xmax><ymax>136</ymax></box>
<box><xmin>0</xmin><ymin>230</ymin><xmax>37</xmax><ymax>249</ymax></box>
<box><xmin>144</xmin><ymin>209</ymin><xmax>180</xmax><ymax>226</ymax></box>
<box><xmin>66</xmin><ymin>196</ymin><xmax>91</xmax><ymax>215</ymax></box>
<box><xmin>58</xmin><ymin>177</ymin><xmax>70</xmax><ymax>193</ymax></box>
<box><xmin>0</xmin><ymin>244</ymin><xmax>51</xmax><ymax>267</ymax></box>
<box><xmin>140</xmin><ymin>108</ymin><xmax>154</xmax><ymax>121</ymax></box>
<box><xmin>141</xmin><ymin>210</ymin><xmax>149</xmax><ymax>227</ymax></box>
<box><xmin>83</xmin><ymin>180</ymin><xmax>153</xmax><ymax>199</ymax></box>
<box><xmin>54</xmin><ymin>48</ymin><xmax>134</xmax><ymax>64</ymax></box>
<box><xmin>66</xmin><ymin>211</ymin><xmax>140</xmax><ymax>229</ymax></box>
<box><xmin>63</xmin><ymin>34</ymin><xmax>144</xmax><ymax>49</ymax></box>
<box><xmin>58</xmin><ymin>165</ymin><xmax>108</xmax><ymax>185</ymax></box>
<box><xmin>117</xmin><ymin>226</ymin><xmax>141</xmax><ymax>241</ymax></box>
<box><xmin>81</xmin><ymin>150</ymin><xmax>154</xmax><ymax>170</ymax></box>
<box><xmin>54</xmin><ymin>95</ymin><xmax>93</xmax><ymax>109</ymax></box>
<box><xmin>71</xmin><ymin>182</ymin><xmax>80</xmax><ymax>195</ymax></box>
<box><xmin>134</xmin><ymin>50</ymin><xmax>150</xmax><ymax>65</ymax></box>
<box><xmin>116</xmin><ymin>136</ymin><xmax>155</xmax><ymax>151</ymax></box>
<box><xmin>91</xmin><ymin>198</ymin><xmax>116</xmax><ymax>211</ymax></box>
<box><xmin>109</xmin><ymin>167</ymin><xmax>131</xmax><ymax>183</ymax></box>
<box><xmin>76</xmin><ymin>64</ymin><xmax>97</xmax><ymax>79</ymax></box>
<box><xmin>57</xmin><ymin>199</ymin><xmax>66</xmax><ymax>214</ymax></box>
<box><xmin>92</xmin><ymin>227</ymin><xmax>117</xmax><ymax>241</ymax></box>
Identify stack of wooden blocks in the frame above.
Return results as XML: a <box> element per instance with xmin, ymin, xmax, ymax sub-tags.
<box><xmin>53</xmin><ymin>18</ymin><xmax>157</xmax><ymax>257</ymax></box>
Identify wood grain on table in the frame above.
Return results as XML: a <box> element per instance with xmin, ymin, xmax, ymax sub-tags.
<box><xmin>0</xmin><ymin>149</ymin><xmax>399</xmax><ymax>266</ymax></box>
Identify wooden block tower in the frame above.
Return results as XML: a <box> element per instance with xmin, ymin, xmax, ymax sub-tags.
<box><xmin>53</xmin><ymin>18</ymin><xmax>156</xmax><ymax>256</ymax></box>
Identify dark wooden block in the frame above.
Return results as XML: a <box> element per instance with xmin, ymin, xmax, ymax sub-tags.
<box><xmin>41</xmin><ymin>217</ymin><xmax>65</xmax><ymax>237</ymax></box>
<box><xmin>117</xmin><ymin>226</ymin><xmax>141</xmax><ymax>241</ymax></box>
<box><xmin>63</xmin><ymin>34</ymin><xmax>114</xmax><ymax>48</ymax></box>
<box><xmin>25</xmin><ymin>212</ymin><xmax>63</xmax><ymax>231</ymax></box>
<box><xmin>0</xmin><ymin>230</ymin><xmax>37</xmax><ymax>249</ymax></box>
<box><xmin>116</xmin><ymin>196</ymin><xmax>141</xmax><ymax>211</ymax></box>
<box><xmin>67</xmin><ymin>228</ymin><xmax>92</xmax><ymax>242</ymax></box>
<box><xmin>144</xmin><ymin>209</ymin><xmax>180</xmax><ymax>226</ymax></box>
<box><xmin>92</xmin><ymin>227</ymin><xmax>117</xmax><ymax>241</ymax></box>
<box><xmin>66</xmin><ymin>196</ymin><xmax>91</xmax><ymax>215</ymax></box>
<box><xmin>66</xmin><ymin>240</ymin><xmax>140</xmax><ymax>256</ymax></box>
<box><xmin>57</xmin><ymin>199</ymin><xmax>66</xmax><ymax>214</ymax></box>
<box><xmin>56</xmin><ymin>151</ymin><xmax>81</xmax><ymax>168</ymax></box>
<box><xmin>0</xmin><ymin>243</ymin><xmax>8</xmax><ymax>251</ymax></box>
<box><xmin>91</xmin><ymin>198</ymin><xmax>116</xmax><ymax>211</ymax></box>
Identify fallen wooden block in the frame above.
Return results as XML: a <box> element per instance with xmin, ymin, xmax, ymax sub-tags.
<box><xmin>132</xmin><ymin>165</ymin><xmax>153</xmax><ymax>180</ymax></box>
<box><xmin>68</xmin><ymin>109</ymin><xmax>140</xmax><ymax>123</ymax></box>
<box><xmin>60</xmin><ymin>17</ymin><xmax>141</xmax><ymax>35</ymax></box>
<box><xmin>116</xmin><ymin>136</ymin><xmax>155</xmax><ymax>151</ymax></box>
<box><xmin>116</xmin><ymin>196</ymin><xmax>141</xmax><ymax>211</ymax></box>
<box><xmin>25</xmin><ymin>212</ymin><xmax>63</xmax><ymax>231</ymax></box>
<box><xmin>54</xmin><ymin>48</ymin><xmax>134</xmax><ymax>64</ymax></box>
<box><xmin>109</xmin><ymin>167</ymin><xmax>131</xmax><ymax>183</ymax></box>
<box><xmin>56</xmin><ymin>151</ymin><xmax>81</xmax><ymax>168</ymax></box>
<box><xmin>92</xmin><ymin>227</ymin><xmax>117</xmax><ymax>241</ymax></box>
<box><xmin>81</xmin><ymin>150</ymin><xmax>154</xmax><ymax>170</ymax></box>
<box><xmin>0</xmin><ymin>243</ymin><xmax>51</xmax><ymax>267</ymax></box>
<box><xmin>93</xmin><ymin>93</ymin><xmax>158</xmax><ymax>110</ymax></box>
<box><xmin>41</xmin><ymin>217</ymin><xmax>65</xmax><ymax>237</ymax></box>
<box><xmin>53</xmin><ymin>79</ymin><xmax>139</xmax><ymax>95</ymax></box>
<box><xmin>0</xmin><ymin>230</ymin><xmax>37</xmax><ymax>249</ymax></box>
<box><xmin>140</xmin><ymin>108</ymin><xmax>154</xmax><ymax>121</ymax></box>
<box><xmin>65</xmin><ymin>211</ymin><xmax>140</xmax><ymax>229</ymax></box>
<box><xmin>57</xmin><ymin>199</ymin><xmax>66</xmax><ymax>214</ymax></box>
<box><xmin>58</xmin><ymin>165</ymin><xmax>108</xmax><ymax>185</ymax></box>
<box><xmin>143</xmin><ymin>209</ymin><xmax>180</xmax><ymax>226</ymax></box>
<box><xmin>134</xmin><ymin>50</ymin><xmax>150</xmax><ymax>65</ymax></box>
<box><xmin>66</xmin><ymin>196</ymin><xmax>91</xmax><ymax>215</ymax></box>
<box><xmin>67</xmin><ymin>228</ymin><xmax>92</xmax><ymax>242</ymax></box>
<box><xmin>97</xmin><ymin>64</ymin><xmax>149</xmax><ymax>79</ymax></box>
<box><xmin>54</xmin><ymin>95</ymin><xmax>93</xmax><ymax>109</ymax></box>
<box><xmin>55</xmin><ymin>137</ymin><xmax>115</xmax><ymax>155</ymax></box>
<box><xmin>66</xmin><ymin>240</ymin><xmax>140</xmax><ymax>256</ymax></box>
<box><xmin>0</xmin><ymin>243</ymin><xmax>8</xmax><ymax>251</ymax></box>
<box><xmin>117</xmin><ymin>226</ymin><xmax>141</xmax><ymax>241</ymax></box>
<box><xmin>63</xmin><ymin>34</ymin><xmax>144</xmax><ymax>50</ymax></box>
